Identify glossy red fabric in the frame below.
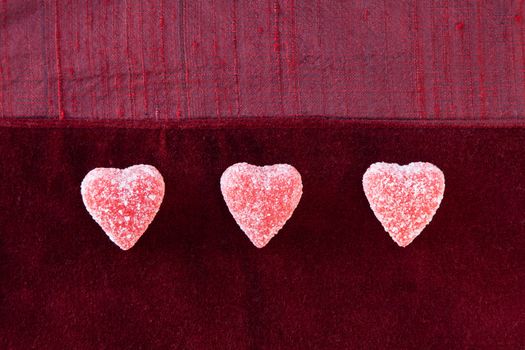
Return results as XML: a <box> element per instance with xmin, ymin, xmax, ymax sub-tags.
<box><xmin>1</xmin><ymin>0</ymin><xmax>525</xmax><ymax>122</ymax></box>
<box><xmin>0</xmin><ymin>121</ymin><xmax>524</xmax><ymax>348</ymax></box>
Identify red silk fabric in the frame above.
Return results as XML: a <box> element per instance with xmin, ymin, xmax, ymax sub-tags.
<box><xmin>1</xmin><ymin>1</ymin><xmax>525</xmax><ymax>122</ymax></box>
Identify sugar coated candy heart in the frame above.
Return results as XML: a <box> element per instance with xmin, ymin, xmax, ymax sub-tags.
<box><xmin>81</xmin><ymin>164</ymin><xmax>165</xmax><ymax>250</ymax></box>
<box><xmin>362</xmin><ymin>162</ymin><xmax>445</xmax><ymax>247</ymax></box>
<box><xmin>220</xmin><ymin>163</ymin><xmax>303</xmax><ymax>248</ymax></box>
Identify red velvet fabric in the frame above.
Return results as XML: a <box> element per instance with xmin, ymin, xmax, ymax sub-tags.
<box><xmin>1</xmin><ymin>0</ymin><xmax>525</xmax><ymax>122</ymax></box>
<box><xmin>1</xmin><ymin>121</ymin><xmax>524</xmax><ymax>348</ymax></box>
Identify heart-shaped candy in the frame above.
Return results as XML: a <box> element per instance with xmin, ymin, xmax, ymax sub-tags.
<box><xmin>220</xmin><ymin>163</ymin><xmax>303</xmax><ymax>248</ymax></box>
<box><xmin>81</xmin><ymin>165</ymin><xmax>165</xmax><ymax>250</ymax></box>
<box><xmin>362</xmin><ymin>162</ymin><xmax>445</xmax><ymax>247</ymax></box>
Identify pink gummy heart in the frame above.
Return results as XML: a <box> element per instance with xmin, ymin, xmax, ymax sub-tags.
<box><xmin>81</xmin><ymin>165</ymin><xmax>165</xmax><ymax>250</ymax></box>
<box><xmin>362</xmin><ymin>162</ymin><xmax>445</xmax><ymax>247</ymax></box>
<box><xmin>220</xmin><ymin>163</ymin><xmax>303</xmax><ymax>248</ymax></box>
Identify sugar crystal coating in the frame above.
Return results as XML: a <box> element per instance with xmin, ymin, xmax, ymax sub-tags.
<box><xmin>220</xmin><ymin>163</ymin><xmax>303</xmax><ymax>248</ymax></box>
<box><xmin>81</xmin><ymin>164</ymin><xmax>165</xmax><ymax>250</ymax></box>
<box><xmin>362</xmin><ymin>162</ymin><xmax>445</xmax><ymax>247</ymax></box>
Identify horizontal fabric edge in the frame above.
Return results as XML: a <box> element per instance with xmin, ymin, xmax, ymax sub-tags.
<box><xmin>1</xmin><ymin>116</ymin><xmax>525</xmax><ymax>129</ymax></box>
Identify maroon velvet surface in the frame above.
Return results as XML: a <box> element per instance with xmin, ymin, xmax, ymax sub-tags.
<box><xmin>2</xmin><ymin>0</ymin><xmax>525</xmax><ymax>122</ymax></box>
<box><xmin>1</xmin><ymin>122</ymin><xmax>524</xmax><ymax>349</ymax></box>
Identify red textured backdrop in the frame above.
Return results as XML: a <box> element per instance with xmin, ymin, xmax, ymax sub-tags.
<box><xmin>1</xmin><ymin>1</ymin><xmax>525</xmax><ymax>349</ymax></box>
<box><xmin>1</xmin><ymin>0</ymin><xmax>525</xmax><ymax>122</ymax></box>
<box><xmin>1</xmin><ymin>123</ymin><xmax>524</xmax><ymax>349</ymax></box>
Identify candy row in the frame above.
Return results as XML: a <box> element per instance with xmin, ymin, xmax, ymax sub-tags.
<box><xmin>81</xmin><ymin>162</ymin><xmax>445</xmax><ymax>250</ymax></box>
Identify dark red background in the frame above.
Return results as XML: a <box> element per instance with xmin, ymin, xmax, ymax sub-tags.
<box><xmin>0</xmin><ymin>121</ymin><xmax>524</xmax><ymax>349</ymax></box>
<box><xmin>1</xmin><ymin>0</ymin><xmax>525</xmax><ymax>349</ymax></box>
